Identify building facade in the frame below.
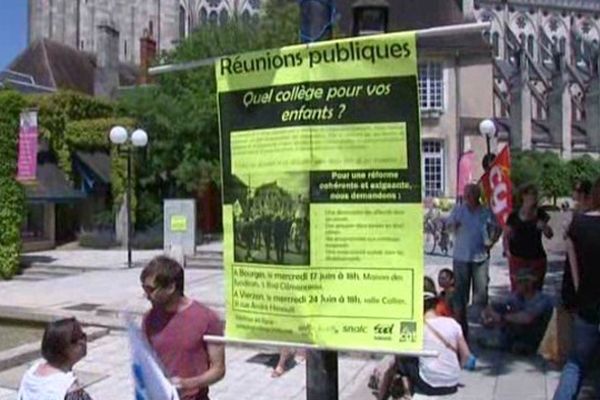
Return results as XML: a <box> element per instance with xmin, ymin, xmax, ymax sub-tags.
<box><xmin>474</xmin><ymin>0</ymin><xmax>600</xmax><ymax>157</ymax></box>
<box><xmin>338</xmin><ymin>1</ymin><xmax>493</xmax><ymax>198</ymax></box>
<box><xmin>28</xmin><ymin>0</ymin><xmax>261</xmax><ymax>64</ymax></box>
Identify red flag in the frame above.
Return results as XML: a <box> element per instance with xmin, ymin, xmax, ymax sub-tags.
<box><xmin>481</xmin><ymin>146</ymin><xmax>512</xmax><ymax>227</ymax></box>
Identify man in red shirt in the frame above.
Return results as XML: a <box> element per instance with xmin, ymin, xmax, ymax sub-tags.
<box><xmin>141</xmin><ymin>256</ymin><xmax>225</xmax><ymax>400</ymax></box>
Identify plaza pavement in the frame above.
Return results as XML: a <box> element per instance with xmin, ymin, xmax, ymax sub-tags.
<box><xmin>0</xmin><ymin>229</ymin><xmax>589</xmax><ymax>400</ymax></box>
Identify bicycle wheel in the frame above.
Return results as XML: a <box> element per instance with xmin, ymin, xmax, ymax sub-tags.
<box><xmin>424</xmin><ymin>230</ymin><xmax>437</xmax><ymax>254</ymax></box>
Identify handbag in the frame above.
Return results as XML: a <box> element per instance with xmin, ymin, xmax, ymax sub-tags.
<box><xmin>538</xmin><ymin>306</ymin><xmax>572</xmax><ymax>366</ymax></box>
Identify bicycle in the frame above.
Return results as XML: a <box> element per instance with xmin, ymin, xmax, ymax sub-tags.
<box><xmin>423</xmin><ymin>210</ymin><xmax>453</xmax><ymax>255</ymax></box>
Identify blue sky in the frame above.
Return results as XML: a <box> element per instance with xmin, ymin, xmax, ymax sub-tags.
<box><xmin>0</xmin><ymin>0</ymin><xmax>27</xmax><ymax>69</ymax></box>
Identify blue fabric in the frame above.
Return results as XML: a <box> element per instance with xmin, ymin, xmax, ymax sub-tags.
<box><xmin>453</xmin><ymin>259</ymin><xmax>490</xmax><ymax>338</ymax></box>
<box><xmin>553</xmin><ymin>316</ymin><xmax>600</xmax><ymax>400</ymax></box>
<box><xmin>447</xmin><ymin>205</ymin><xmax>495</xmax><ymax>263</ymax></box>
<box><xmin>504</xmin><ymin>291</ymin><xmax>553</xmax><ymax>318</ymax></box>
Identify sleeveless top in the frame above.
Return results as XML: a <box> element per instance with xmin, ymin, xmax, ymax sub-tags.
<box><xmin>18</xmin><ymin>361</ymin><xmax>76</xmax><ymax>400</ymax></box>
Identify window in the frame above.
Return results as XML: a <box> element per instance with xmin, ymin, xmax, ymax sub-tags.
<box><xmin>418</xmin><ymin>62</ymin><xmax>443</xmax><ymax>112</ymax></box>
<box><xmin>209</xmin><ymin>11</ymin><xmax>218</xmax><ymax>25</ymax></box>
<box><xmin>179</xmin><ymin>6</ymin><xmax>186</xmax><ymax>38</ymax></box>
<box><xmin>423</xmin><ymin>141</ymin><xmax>444</xmax><ymax>197</ymax></box>
<box><xmin>199</xmin><ymin>7</ymin><xmax>207</xmax><ymax>25</ymax></box>
<box><xmin>219</xmin><ymin>9</ymin><xmax>229</xmax><ymax>26</ymax></box>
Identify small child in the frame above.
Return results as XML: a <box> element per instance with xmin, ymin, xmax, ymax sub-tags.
<box><xmin>436</xmin><ymin>268</ymin><xmax>456</xmax><ymax>318</ymax></box>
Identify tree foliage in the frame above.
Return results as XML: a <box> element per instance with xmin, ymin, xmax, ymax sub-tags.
<box><xmin>118</xmin><ymin>1</ymin><xmax>300</xmax><ymax>209</ymax></box>
<box><xmin>512</xmin><ymin>150</ymin><xmax>600</xmax><ymax>204</ymax></box>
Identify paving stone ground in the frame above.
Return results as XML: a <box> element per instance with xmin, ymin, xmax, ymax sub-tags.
<box><xmin>0</xmin><ymin>216</ymin><xmax>595</xmax><ymax>400</ymax></box>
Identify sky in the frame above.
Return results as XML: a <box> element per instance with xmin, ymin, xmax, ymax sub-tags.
<box><xmin>0</xmin><ymin>0</ymin><xmax>27</xmax><ymax>70</ymax></box>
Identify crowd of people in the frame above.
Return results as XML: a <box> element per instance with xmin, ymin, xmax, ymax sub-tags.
<box><xmin>233</xmin><ymin>193</ymin><xmax>309</xmax><ymax>264</ymax></box>
<box><xmin>15</xmin><ymin>178</ymin><xmax>600</xmax><ymax>400</ymax></box>
<box><xmin>374</xmin><ymin>179</ymin><xmax>600</xmax><ymax>399</ymax></box>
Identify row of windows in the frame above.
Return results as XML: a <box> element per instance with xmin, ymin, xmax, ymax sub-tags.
<box><xmin>179</xmin><ymin>6</ymin><xmax>255</xmax><ymax>38</ymax></box>
<box><xmin>486</xmin><ymin>30</ymin><xmax>599</xmax><ymax>64</ymax></box>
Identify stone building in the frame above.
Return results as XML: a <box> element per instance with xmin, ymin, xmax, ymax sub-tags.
<box><xmin>338</xmin><ymin>0</ymin><xmax>600</xmax><ymax>197</ymax></box>
<box><xmin>338</xmin><ymin>0</ymin><xmax>493</xmax><ymax>198</ymax></box>
<box><xmin>27</xmin><ymin>0</ymin><xmax>262</xmax><ymax>65</ymax></box>
<box><xmin>474</xmin><ymin>0</ymin><xmax>600</xmax><ymax>158</ymax></box>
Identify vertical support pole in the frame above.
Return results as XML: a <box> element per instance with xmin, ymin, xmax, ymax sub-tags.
<box><xmin>127</xmin><ymin>149</ymin><xmax>132</xmax><ymax>269</ymax></box>
<box><xmin>299</xmin><ymin>1</ymin><xmax>337</xmax><ymax>400</ymax></box>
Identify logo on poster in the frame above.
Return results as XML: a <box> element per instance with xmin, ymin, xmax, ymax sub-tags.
<box><xmin>399</xmin><ymin>322</ymin><xmax>417</xmax><ymax>343</ymax></box>
<box><xmin>373</xmin><ymin>323</ymin><xmax>394</xmax><ymax>341</ymax></box>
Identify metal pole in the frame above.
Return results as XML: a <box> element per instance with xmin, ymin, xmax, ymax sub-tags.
<box><xmin>148</xmin><ymin>22</ymin><xmax>491</xmax><ymax>76</ymax></box>
<box><xmin>127</xmin><ymin>149</ymin><xmax>132</xmax><ymax>269</ymax></box>
<box><xmin>300</xmin><ymin>1</ymin><xmax>336</xmax><ymax>400</ymax></box>
<box><xmin>202</xmin><ymin>335</ymin><xmax>438</xmax><ymax>357</ymax></box>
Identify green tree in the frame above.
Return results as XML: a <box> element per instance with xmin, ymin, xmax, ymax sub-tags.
<box><xmin>118</xmin><ymin>1</ymin><xmax>300</xmax><ymax>226</ymax></box>
<box><xmin>566</xmin><ymin>154</ymin><xmax>600</xmax><ymax>188</ymax></box>
<box><xmin>512</xmin><ymin>150</ymin><xmax>573</xmax><ymax>205</ymax></box>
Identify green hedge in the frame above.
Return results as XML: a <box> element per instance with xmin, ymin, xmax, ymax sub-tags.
<box><xmin>0</xmin><ymin>92</ymin><xmax>26</xmax><ymax>279</ymax></box>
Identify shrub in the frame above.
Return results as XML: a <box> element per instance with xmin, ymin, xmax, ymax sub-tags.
<box><xmin>78</xmin><ymin>230</ymin><xmax>118</xmax><ymax>249</ymax></box>
<box><xmin>0</xmin><ymin>91</ymin><xmax>25</xmax><ymax>279</ymax></box>
<box><xmin>131</xmin><ymin>226</ymin><xmax>163</xmax><ymax>250</ymax></box>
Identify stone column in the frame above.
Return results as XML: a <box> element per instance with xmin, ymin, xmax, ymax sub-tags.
<box><xmin>509</xmin><ymin>50</ymin><xmax>533</xmax><ymax>150</ymax></box>
<box><xmin>549</xmin><ymin>54</ymin><xmax>572</xmax><ymax>159</ymax></box>
<box><xmin>585</xmin><ymin>57</ymin><xmax>600</xmax><ymax>153</ymax></box>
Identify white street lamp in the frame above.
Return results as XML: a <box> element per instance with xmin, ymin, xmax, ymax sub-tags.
<box><xmin>109</xmin><ymin>126</ymin><xmax>128</xmax><ymax>145</ymax></box>
<box><xmin>131</xmin><ymin>129</ymin><xmax>149</xmax><ymax>147</ymax></box>
<box><xmin>478</xmin><ymin>119</ymin><xmax>497</xmax><ymax>171</ymax></box>
<box><xmin>109</xmin><ymin>127</ymin><xmax>149</xmax><ymax>268</ymax></box>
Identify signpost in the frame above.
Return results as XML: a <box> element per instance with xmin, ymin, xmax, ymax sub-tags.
<box><xmin>149</xmin><ymin>20</ymin><xmax>490</xmax><ymax>400</ymax></box>
<box><xmin>216</xmin><ymin>30</ymin><xmax>424</xmax><ymax>352</ymax></box>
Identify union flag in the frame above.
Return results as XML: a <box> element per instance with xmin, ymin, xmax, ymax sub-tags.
<box><xmin>480</xmin><ymin>146</ymin><xmax>513</xmax><ymax>227</ymax></box>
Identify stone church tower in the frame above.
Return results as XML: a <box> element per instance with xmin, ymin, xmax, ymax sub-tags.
<box><xmin>28</xmin><ymin>0</ymin><xmax>261</xmax><ymax>65</ymax></box>
<box><xmin>474</xmin><ymin>0</ymin><xmax>600</xmax><ymax>156</ymax></box>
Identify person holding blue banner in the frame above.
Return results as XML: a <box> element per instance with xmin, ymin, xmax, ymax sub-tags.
<box><xmin>140</xmin><ymin>256</ymin><xmax>225</xmax><ymax>400</ymax></box>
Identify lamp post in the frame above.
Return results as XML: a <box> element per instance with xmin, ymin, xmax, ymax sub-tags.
<box><xmin>479</xmin><ymin>118</ymin><xmax>497</xmax><ymax>171</ymax></box>
<box><xmin>109</xmin><ymin>126</ymin><xmax>148</xmax><ymax>269</ymax></box>
<box><xmin>352</xmin><ymin>0</ymin><xmax>389</xmax><ymax>36</ymax></box>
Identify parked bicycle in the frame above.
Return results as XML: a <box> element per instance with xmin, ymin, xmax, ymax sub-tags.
<box><xmin>423</xmin><ymin>208</ymin><xmax>453</xmax><ymax>255</ymax></box>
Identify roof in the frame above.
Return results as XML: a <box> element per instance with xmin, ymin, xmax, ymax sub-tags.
<box><xmin>7</xmin><ymin>39</ymin><xmax>140</xmax><ymax>95</ymax></box>
<box><xmin>0</xmin><ymin>69</ymin><xmax>55</xmax><ymax>94</ymax></box>
<box><xmin>418</xmin><ymin>30</ymin><xmax>491</xmax><ymax>55</ymax></box>
<box><xmin>23</xmin><ymin>140</ymin><xmax>85</xmax><ymax>203</ymax></box>
<box><xmin>74</xmin><ymin>151</ymin><xmax>111</xmax><ymax>184</ymax></box>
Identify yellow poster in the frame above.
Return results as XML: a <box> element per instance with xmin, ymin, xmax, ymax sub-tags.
<box><xmin>170</xmin><ymin>215</ymin><xmax>187</xmax><ymax>232</ymax></box>
<box><xmin>216</xmin><ymin>32</ymin><xmax>423</xmax><ymax>351</ymax></box>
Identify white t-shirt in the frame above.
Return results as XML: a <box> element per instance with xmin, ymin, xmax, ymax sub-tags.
<box><xmin>17</xmin><ymin>361</ymin><xmax>76</xmax><ymax>400</ymax></box>
<box><xmin>419</xmin><ymin>317</ymin><xmax>462</xmax><ymax>388</ymax></box>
